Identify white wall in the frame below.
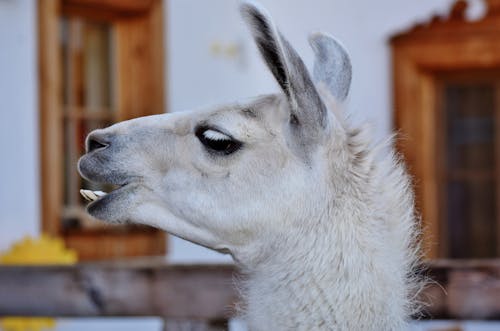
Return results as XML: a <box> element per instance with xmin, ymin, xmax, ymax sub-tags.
<box><xmin>0</xmin><ymin>0</ymin><xmax>39</xmax><ymax>251</ymax></box>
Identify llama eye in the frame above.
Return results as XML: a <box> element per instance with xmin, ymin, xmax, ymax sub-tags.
<box><xmin>195</xmin><ymin>127</ymin><xmax>242</xmax><ymax>155</ymax></box>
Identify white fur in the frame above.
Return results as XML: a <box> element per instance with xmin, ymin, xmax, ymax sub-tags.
<box><xmin>78</xmin><ymin>3</ymin><xmax>422</xmax><ymax>330</ymax></box>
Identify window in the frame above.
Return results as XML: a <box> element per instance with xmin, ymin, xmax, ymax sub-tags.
<box><xmin>438</xmin><ymin>75</ymin><xmax>500</xmax><ymax>258</ymax></box>
<box><xmin>61</xmin><ymin>18</ymin><xmax>115</xmax><ymax>227</ymax></box>
<box><xmin>39</xmin><ymin>0</ymin><xmax>166</xmax><ymax>260</ymax></box>
<box><xmin>391</xmin><ymin>0</ymin><xmax>500</xmax><ymax>258</ymax></box>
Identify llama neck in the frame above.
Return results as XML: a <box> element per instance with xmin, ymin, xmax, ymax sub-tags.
<box><xmin>240</xmin><ymin>197</ymin><xmax>411</xmax><ymax>331</ymax></box>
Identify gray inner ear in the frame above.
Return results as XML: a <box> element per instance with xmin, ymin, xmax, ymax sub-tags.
<box><xmin>240</xmin><ymin>2</ymin><xmax>328</xmax><ymax>130</ymax></box>
<box><xmin>240</xmin><ymin>3</ymin><xmax>290</xmax><ymax>96</ymax></box>
<box><xmin>309</xmin><ymin>33</ymin><xmax>352</xmax><ymax>102</ymax></box>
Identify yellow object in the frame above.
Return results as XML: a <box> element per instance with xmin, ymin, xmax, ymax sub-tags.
<box><xmin>0</xmin><ymin>318</ymin><xmax>56</xmax><ymax>331</ymax></box>
<box><xmin>0</xmin><ymin>235</ymin><xmax>77</xmax><ymax>331</ymax></box>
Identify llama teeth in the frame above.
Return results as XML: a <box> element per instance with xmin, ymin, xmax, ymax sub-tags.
<box><xmin>80</xmin><ymin>189</ymin><xmax>107</xmax><ymax>202</ymax></box>
<box><xmin>80</xmin><ymin>189</ymin><xmax>96</xmax><ymax>201</ymax></box>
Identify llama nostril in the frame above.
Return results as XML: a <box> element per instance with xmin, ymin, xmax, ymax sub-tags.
<box><xmin>87</xmin><ymin>134</ymin><xmax>109</xmax><ymax>153</ymax></box>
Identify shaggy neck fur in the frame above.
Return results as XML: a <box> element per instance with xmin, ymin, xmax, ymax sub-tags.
<box><xmin>238</xmin><ymin>123</ymin><xmax>420</xmax><ymax>331</ymax></box>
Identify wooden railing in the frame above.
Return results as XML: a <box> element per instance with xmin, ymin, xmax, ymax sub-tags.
<box><xmin>418</xmin><ymin>259</ymin><xmax>500</xmax><ymax>320</ymax></box>
<box><xmin>1</xmin><ymin>259</ymin><xmax>500</xmax><ymax>329</ymax></box>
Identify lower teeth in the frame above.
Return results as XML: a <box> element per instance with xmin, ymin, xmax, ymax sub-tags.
<box><xmin>80</xmin><ymin>189</ymin><xmax>107</xmax><ymax>202</ymax></box>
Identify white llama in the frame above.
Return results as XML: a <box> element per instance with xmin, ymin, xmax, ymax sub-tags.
<box><xmin>78</xmin><ymin>2</ymin><xmax>421</xmax><ymax>330</ymax></box>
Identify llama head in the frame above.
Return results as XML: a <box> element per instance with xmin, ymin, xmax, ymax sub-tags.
<box><xmin>78</xmin><ymin>2</ymin><xmax>352</xmax><ymax>261</ymax></box>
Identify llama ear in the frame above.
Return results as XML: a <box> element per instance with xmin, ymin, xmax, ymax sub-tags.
<box><xmin>309</xmin><ymin>32</ymin><xmax>352</xmax><ymax>102</ymax></box>
<box><xmin>240</xmin><ymin>2</ymin><xmax>328</xmax><ymax>130</ymax></box>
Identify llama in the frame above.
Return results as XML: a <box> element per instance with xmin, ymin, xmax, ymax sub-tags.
<box><xmin>78</xmin><ymin>2</ymin><xmax>421</xmax><ymax>330</ymax></box>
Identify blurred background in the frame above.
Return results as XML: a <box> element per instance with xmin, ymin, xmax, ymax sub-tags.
<box><xmin>1</xmin><ymin>0</ymin><xmax>500</xmax><ymax>330</ymax></box>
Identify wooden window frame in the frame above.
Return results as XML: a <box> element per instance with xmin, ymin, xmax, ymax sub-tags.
<box><xmin>39</xmin><ymin>0</ymin><xmax>166</xmax><ymax>260</ymax></box>
<box><xmin>391</xmin><ymin>0</ymin><xmax>500</xmax><ymax>258</ymax></box>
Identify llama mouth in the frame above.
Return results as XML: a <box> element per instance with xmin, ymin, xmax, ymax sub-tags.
<box><xmin>79</xmin><ymin>183</ymin><xmax>133</xmax><ymax>220</ymax></box>
<box><xmin>80</xmin><ymin>183</ymin><xmax>141</xmax><ymax>223</ymax></box>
